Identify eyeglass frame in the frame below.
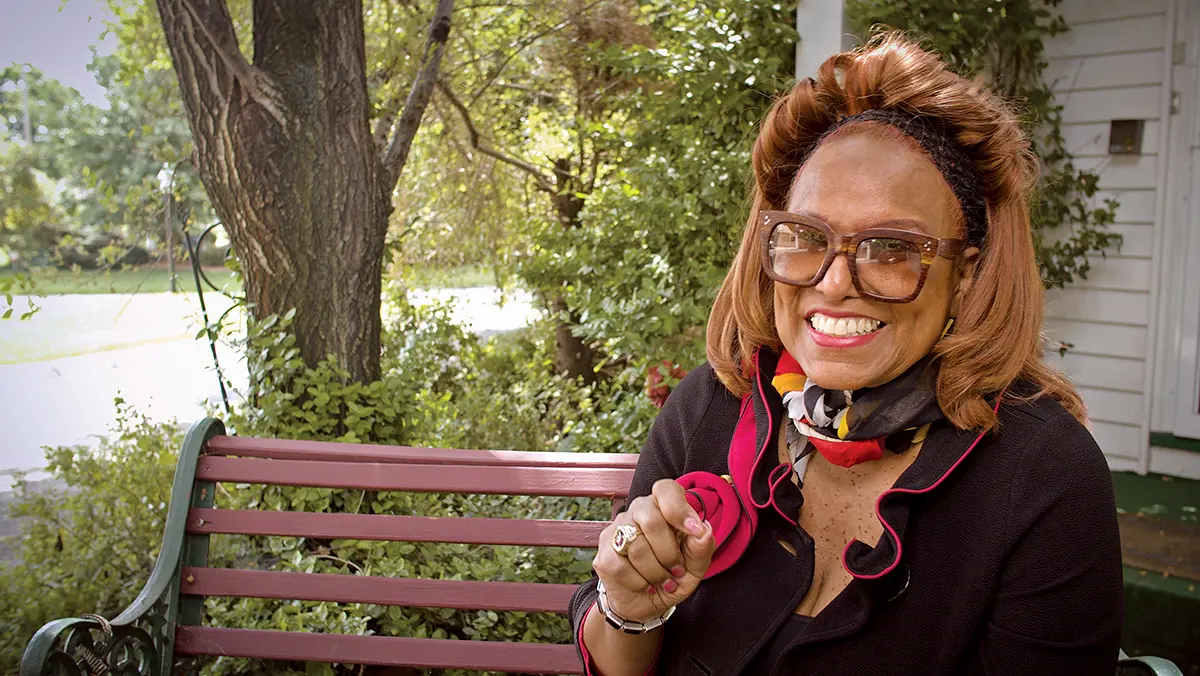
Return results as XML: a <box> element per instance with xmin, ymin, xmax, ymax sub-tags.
<box><xmin>758</xmin><ymin>210</ymin><xmax>969</xmax><ymax>304</ymax></box>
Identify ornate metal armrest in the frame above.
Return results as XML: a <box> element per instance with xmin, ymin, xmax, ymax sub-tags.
<box><xmin>21</xmin><ymin>615</ymin><xmax>160</xmax><ymax>676</ymax></box>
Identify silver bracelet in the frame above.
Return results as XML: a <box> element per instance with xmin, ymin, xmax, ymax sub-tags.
<box><xmin>595</xmin><ymin>578</ymin><xmax>677</xmax><ymax>635</ymax></box>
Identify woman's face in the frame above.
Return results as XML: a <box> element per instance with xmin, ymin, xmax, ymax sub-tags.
<box><xmin>774</xmin><ymin>129</ymin><xmax>978</xmax><ymax>391</ymax></box>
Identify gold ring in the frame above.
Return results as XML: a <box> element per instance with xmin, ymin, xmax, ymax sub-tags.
<box><xmin>611</xmin><ymin>524</ymin><xmax>641</xmax><ymax>557</ymax></box>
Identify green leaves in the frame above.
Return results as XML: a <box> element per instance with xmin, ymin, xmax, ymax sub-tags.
<box><xmin>0</xmin><ymin>401</ymin><xmax>182</xmax><ymax>668</ymax></box>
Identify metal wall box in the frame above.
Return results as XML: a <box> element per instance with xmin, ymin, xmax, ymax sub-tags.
<box><xmin>1109</xmin><ymin>119</ymin><xmax>1145</xmax><ymax>155</ymax></box>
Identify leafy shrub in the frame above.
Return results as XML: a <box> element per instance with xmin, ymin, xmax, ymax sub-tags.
<box><xmin>0</xmin><ymin>400</ymin><xmax>181</xmax><ymax>669</ymax></box>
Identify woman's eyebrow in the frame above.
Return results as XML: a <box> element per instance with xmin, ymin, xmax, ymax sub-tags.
<box><xmin>870</xmin><ymin>218</ymin><xmax>934</xmax><ymax>235</ymax></box>
<box><xmin>791</xmin><ymin>209</ymin><xmax>935</xmax><ymax>236</ymax></box>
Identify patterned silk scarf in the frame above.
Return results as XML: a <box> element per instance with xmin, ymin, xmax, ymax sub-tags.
<box><xmin>772</xmin><ymin>350</ymin><xmax>945</xmax><ymax>468</ymax></box>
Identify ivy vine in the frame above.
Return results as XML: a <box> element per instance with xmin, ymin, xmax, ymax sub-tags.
<box><xmin>846</xmin><ymin>0</ymin><xmax>1122</xmax><ymax>288</ymax></box>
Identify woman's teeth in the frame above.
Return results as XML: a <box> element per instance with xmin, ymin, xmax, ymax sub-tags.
<box><xmin>808</xmin><ymin>313</ymin><xmax>882</xmax><ymax>337</ymax></box>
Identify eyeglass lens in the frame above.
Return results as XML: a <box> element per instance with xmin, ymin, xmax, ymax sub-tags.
<box><xmin>768</xmin><ymin>223</ymin><xmax>923</xmax><ymax>299</ymax></box>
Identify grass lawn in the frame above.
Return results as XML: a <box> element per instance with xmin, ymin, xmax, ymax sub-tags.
<box><xmin>0</xmin><ymin>292</ymin><xmax>240</xmax><ymax>364</ymax></box>
<box><xmin>3</xmin><ymin>264</ymin><xmax>495</xmax><ymax>296</ymax></box>
<box><xmin>0</xmin><ymin>263</ymin><xmax>510</xmax><ymax>364</ymax></box>
<box><xmin>405</xmin><ymin>264</ymin><xmax>498</xmax><ymax>289</ymax></box>
<box><xmin>1</xmin><ymin>267</ymin><xmax>239</xmax><ymax>295</ymax></box>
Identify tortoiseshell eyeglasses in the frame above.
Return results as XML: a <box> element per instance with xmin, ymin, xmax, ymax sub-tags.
<box><xmin>759</xmin><ymin>210</ymin><xmax>967</xmax><ymax>303</ymax></box>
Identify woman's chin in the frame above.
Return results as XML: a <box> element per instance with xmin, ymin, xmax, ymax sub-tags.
<box><xmin>793</xmin><ymin>343</ymin><xmax>892</xmax><ymax>391</ymax></box>
<box><xmin>801</xmin><ymin>369</ymin><xmax>877</xmax><ymax>392</ymax></box>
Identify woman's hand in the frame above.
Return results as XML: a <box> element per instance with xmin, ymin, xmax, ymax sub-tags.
<box><xmin>593</xmin><ymin>478</ymin><xmax>716</xmax><ymax>623</ymax></box>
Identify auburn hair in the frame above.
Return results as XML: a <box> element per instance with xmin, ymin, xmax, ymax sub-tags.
<box><xmin>705</xmin><ymin>33</ymin><xmax>1086</xmax><ymax>433</ymax></box>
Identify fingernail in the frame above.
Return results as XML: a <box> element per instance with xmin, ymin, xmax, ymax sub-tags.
<box><xmin>670</xmin><ymin>566</ymin><xmax>686</xmax><ymax>577</ymax></box>
<box><xmin>684</xmin><ymin>517</ymin><xmax>703</xmax><ymax>536</ymax></box>
<box><xmin>646</xmin><ymin>584</ymin><xmax>656</xmax><ymax>595</ymax></box>
<box><xmin>663</xmin><ymin>579</ymin><xmax>679</xmax><ymax>594</ymax></box>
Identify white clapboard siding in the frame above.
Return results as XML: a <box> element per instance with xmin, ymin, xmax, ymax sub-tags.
<box><xmin>1107</xmin><ymin>224</ymin><xmax>1155</xmax><ymax>257</ymax></box>
<box><xmin>1044</xmin><ymin>14</ymin><xmax>1166</xmax><ymax>59</ymax></box>
<box><xmin>1106</xmin><ymin>455</ymin><xmax>1142</xmax><ymax>472</ymax></box>
<box><xmin>1091</xmin><ymin>421</ymin><xmax>1143</xmax><ymax>460</ymax></box>
<box><xmin>1043</xmin><ymin>320</ymin><xmax>1149</xmax><ymax>360</ymax></box>
<box><xmin>1060</xmin><ymin>120</ymin><xmax>1161</xmax><ymax>157</ymax></box>
<box><xmin>1051</xmin><ymin>352</ymin><xmax>1146</xmax><ymax>391</ymax></box>
<box><xmin>1096</xmin><ymin>189</ymin><xmax>1157</xmax><ymax>223</ymax></box>
<box><xmin>1075</xmin><ymin>155</ymin><xmax>1159</xmax><ymax>190</ymax></box>
<box><xmin>1076</xmin><ymin>387</ymin><xmax>1143</xmax><ymax>426</ymax></box>
<box><xmin>1149</xmin><ymin>447</ymin><xmax>1200</xmax><ymax>480</ymax></box>
<box><xmin>1042</xmin><ymin>0</ymin><xmax>1168</xmax><ymax>470</ymax></box>
<box><xmin>1070</xmin><ymin>257</ymin><xmax>1153</xmax><ymax>292</ymax></box>
<box><xmin>1059</xmin><ymin>87</ymin><xmax>1162</xmax><ymax>125</ymax></box>
<box><xmin>1041</xmin><ymin>223</ymin><xmax>1153</xmax><ymax>258</ymax></box>
<box><xmin>1044</xmin><ymin>288</ymin><xmax>1149</xmax><ymax>325</ymax></box>
<box><xmin>1046</xmin><ymin>50</ymin><xmax>1164</xmax><ymax>92</ymax></box>
<box><xmin>1058</xmin><ymin>0</ymin><xmax>1167</xmax><ymax>24</ymax></box>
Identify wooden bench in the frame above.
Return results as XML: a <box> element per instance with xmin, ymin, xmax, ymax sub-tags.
<box><xmin>21</xmin><ymin>418</ymin><xmax>1184</xmax><ymax>675</ymax></box>
<box><xmin>21</xmin><ymin>418</ymin><xmax>635</xmax><ymax>675</ymax></box>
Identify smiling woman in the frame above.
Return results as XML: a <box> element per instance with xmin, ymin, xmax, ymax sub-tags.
<box><xmin>568</xmin><ymin>33</ymin><xmax>1124</xmax><ymax>676</ymax></box>
<box><xmin>770</xmin><ymin>123</ymin><xmax>975</xmax><ymax>391</ymax></box>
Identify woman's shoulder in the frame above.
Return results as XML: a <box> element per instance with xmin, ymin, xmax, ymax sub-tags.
<box><xmin>664</xmin><ymin>362</ymin><xmax>740</xmax><ymax>416</ymax></box>
<box><xmin>993</xmin><ymin>380</ymin><xmax>1112</xmax><ymax>500</ymax></box>
<box><xmin>639</xmin><ymin>362</ymin><xmax>743</xmax><ymax>474</ymax></box>
<box><xmin>982</xmin><ymin>382</ymin><xmax>1121</xmax><ymax>567</ymax></box>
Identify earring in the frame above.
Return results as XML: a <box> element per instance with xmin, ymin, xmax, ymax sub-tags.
<box><xmin>940</xmin><ymin>317</ymin><xmax>955</xmax><ymax>339</ymax></box>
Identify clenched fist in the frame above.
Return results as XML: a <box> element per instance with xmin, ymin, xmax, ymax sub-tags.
<box><xmin>593</xmin><ymin>478</ymin><xmax>716</xmax><ymax>623</ymax></box>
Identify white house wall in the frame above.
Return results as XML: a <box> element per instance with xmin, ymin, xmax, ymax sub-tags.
<box><xmin>1041</xmin><ymin>0</ymin><xmax>1171</xmax><ymax>473</ymax></box>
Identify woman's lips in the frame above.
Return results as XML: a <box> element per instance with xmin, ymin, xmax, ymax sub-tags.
<box><xmin>806</xmin><ymin>320</ymin><xmax>882</xmax><ymax>348</ymax></box>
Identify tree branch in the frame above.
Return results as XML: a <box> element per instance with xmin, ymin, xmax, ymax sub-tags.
<box><xmin>466</xmin><ymin>0</ymin><xmax>609</xmax><ymax>107</ymax></box>
<box><xmin>370</xmin><ymin>55</ymin><xmax>408</xmax><ymax>152</ymax></box>
<box><xmin>382</xmin><ymin>0</ymin><xmax>455</xmax><ymax>189</ymax></box>
<box><xmin>175</xmin><ymin>0</ymin><xmax>287</xmax><ymax>127</ymax></box>
<box><xmin>584</xmin><ymin>141</ymin><xmax>603</xmax><ymax>193</ymax></box>
<box><xmin>436</xmin><ymin>79</ymin><xmax>555</xmax><ymax>193</ymax></box>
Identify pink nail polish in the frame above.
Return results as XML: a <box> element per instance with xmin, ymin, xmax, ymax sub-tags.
<box><xmin>670</xmin><ymin>566</ymin><xmax>686</xmax><ymax>577</ymax></box>
<box><xmin>646</xmin><ymin>585</ymin><xmax>656</xmax><ymax>595</ymax></box>
<box><xmin>684</xmin><ymin>517</ymin><xmax>703</xmax><ymax>536</ymax></box>
<box><xmin>663</xmin><ymin>579</ymin><xmax>679</xmax><ymax>594</ymax></box>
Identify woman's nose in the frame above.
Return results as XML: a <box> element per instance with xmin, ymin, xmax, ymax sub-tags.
<box><xmin>815</xmin><ymin>255</ymin><xmax>855</xmax><ymax>301</ymax></box>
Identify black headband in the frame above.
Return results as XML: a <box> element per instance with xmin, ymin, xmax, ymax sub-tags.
<box><xmin>798</xmin><ymin>108</ymin><xmax>989</xmax><ymax>247</ymax></box>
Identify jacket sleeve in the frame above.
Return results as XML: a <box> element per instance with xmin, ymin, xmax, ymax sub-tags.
<box><xmin>976</xmin><ymin>411</ymin><xmax>1124</xmax><ymax>674</ymax></box>
<box><xmin>567</xmin><ymin>364</ymin><xmax>721</xmax><ymax>674</ymax></box>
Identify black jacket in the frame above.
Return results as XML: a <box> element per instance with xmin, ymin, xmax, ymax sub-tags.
<box><xmin>569</xmin><ymin>352</ymin><xmax>1123</xmax><ymax>675</ymax></box>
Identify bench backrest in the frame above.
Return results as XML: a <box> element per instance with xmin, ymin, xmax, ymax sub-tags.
<box><xmin>168</xmin><ymin>420</ymin><xmax>637</xmax><ymax>674</ymax></box>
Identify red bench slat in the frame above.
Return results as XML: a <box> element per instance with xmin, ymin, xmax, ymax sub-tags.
<box><xmin>181</xmin><ymin>567</ymin><xmax>578</xmax><ymax>613</ymax></box>
<box><xmin>194</xmin><ymin>456</ymin><xmax>634</xmax><ymax>497</ymax></box>
<box><xmin>174</xmin><ymin>627</ymin><xmax>583</xmax><ymax>673</ymax></box>
<box><xmin>187</xmin><ymin>508</ymin><xmax>608</xmax><ymax>547</ymax></box>
<box><xmin>205</xmin><ymin>435</ymin><xmax>640</xmax><ymax>469</ymax></box>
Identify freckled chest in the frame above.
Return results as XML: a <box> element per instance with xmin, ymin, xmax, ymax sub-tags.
<box><xmin>777</xmin><ymin>427</ymin><xmax>920</xmax><ymax>616</ymax></box>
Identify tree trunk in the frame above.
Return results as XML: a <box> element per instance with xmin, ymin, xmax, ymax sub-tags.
<box><xmin>549</xmin><ymin>158</ymin><xmax>598</xmax><ymax>382</ymax></box>
<box><xmin>156</xmin><ymin>0</ymin><xmax>452</xmax><ymax>383</ymax></box>
<box><xmin>551</xmin><ymin>294</ymin><xmax>598</xmax><ymax>383</ymax></box>
<box><xmin>157</xmin><ymin>0</ymin><xmax>386</xmax><ymax>381</ymax></box>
